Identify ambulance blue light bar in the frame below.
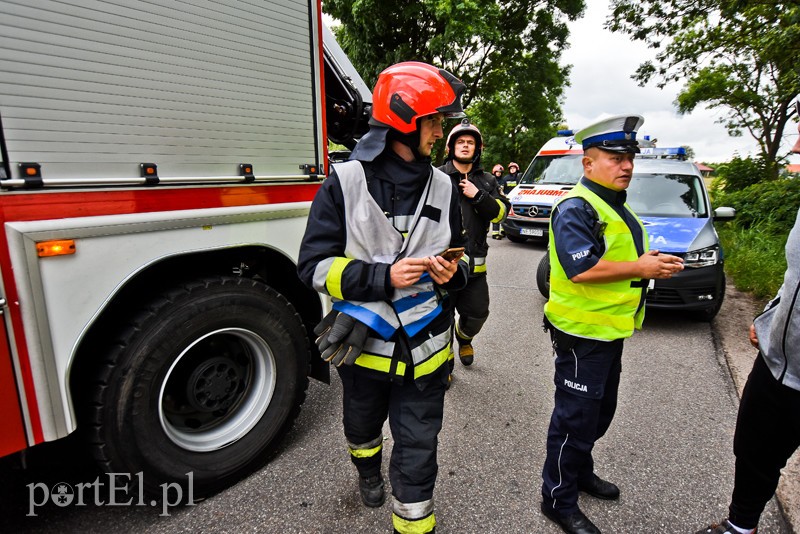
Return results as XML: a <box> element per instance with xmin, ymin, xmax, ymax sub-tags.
<box><xmin>557</xmin><ymin>129</ymin><xmax>574</xmax><ymax>136</ymax></box>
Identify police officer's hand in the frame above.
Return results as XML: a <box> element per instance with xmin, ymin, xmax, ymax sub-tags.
<box><xmin>315</xmin><ymin>312</ymin><xmax>368</xmax><ymax>366</ymax></box>
<box><xmin>427</xmin><ymin>255</ymin><xmax>458</xmax><ymax>284</ymax></box>
<box><xmin>391</xmin><ymin>258</ymin><xmax>428</xmax><ymax>288</ymax></box>
<box><xmin>638</xmin><ymin>250</ymin><xmax>684</xmax><ymax>279</ymax></box>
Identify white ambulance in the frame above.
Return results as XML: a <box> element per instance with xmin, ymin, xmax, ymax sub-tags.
<box><xmin>501</xmin><ymin>132</ymin><xmax>663</xmax><ymax>243</ymax></box>
<box><xmin>501</xmin><ymin>132</ymin><xmax>584</xmax><ymax>242</ymax></box>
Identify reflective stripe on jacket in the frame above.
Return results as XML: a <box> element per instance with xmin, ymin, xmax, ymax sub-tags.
<box><xmin>313</xmin><ymin>160</ymin><xmax>459</xmax><ymax>381</ymax></box>
<box><xmin>544</xmin><ymin>182</ymin><xmax>648</xmax><ymax>340</ymax></box>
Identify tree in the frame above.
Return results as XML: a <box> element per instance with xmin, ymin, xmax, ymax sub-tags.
<box><xmin>323</xmin><ymin>0</ymin><xmax>586</xmax><ymax>166</ymax></box>
<box><xmin>607</xmin><ymin>1</ymin><xmax>800</xmax><ymax>180</ymax></box>
<box><xmin>715</xmin><ymin>155</ymin><xmax>772</xmax><ymax>192</ymax></box>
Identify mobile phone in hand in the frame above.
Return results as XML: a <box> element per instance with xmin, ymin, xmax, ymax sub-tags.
<box><xmin>439</xmin><ymin>247</ymin><xmax>465</xmax><ymax>262</ymax></box>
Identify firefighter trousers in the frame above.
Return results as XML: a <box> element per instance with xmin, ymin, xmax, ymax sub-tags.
<box><xmin>449</xmin><ymin>274</ymin><xmax>490</xmax><ymax>343</ymax></box>
<box><xmin>337</xmin><ymin>364</ymin><xmax>448</xmax><ymax>533</ymax></box>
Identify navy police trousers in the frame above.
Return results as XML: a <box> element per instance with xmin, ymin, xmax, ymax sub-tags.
<box><xmin>541</xmin><ymin>336</ymin><xmax>624</xmax><ymax>515</ymax></box>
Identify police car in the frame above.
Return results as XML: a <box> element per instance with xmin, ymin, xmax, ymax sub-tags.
<box><xmin>531</xmin><ymin>146</ymin><xmax>735</xmax><ymax>321</ymax></box>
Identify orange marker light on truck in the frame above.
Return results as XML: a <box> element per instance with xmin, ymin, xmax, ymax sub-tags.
<box><xmin>36</xmin><ymin>240</ymin><xmax>76</xmax><ymax>257</ymax></box>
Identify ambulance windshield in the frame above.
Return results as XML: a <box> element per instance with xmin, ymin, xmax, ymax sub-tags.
<box><xmin>520</xmin><ymin>155</ymin><xmax>583</xmax><ymax>185</ymax></box>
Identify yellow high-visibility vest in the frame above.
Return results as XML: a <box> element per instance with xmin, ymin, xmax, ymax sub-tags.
<box><xmin>544</xmin><ymin>182</ymin><xmax>648</xmax><ymax>340</ymax></box>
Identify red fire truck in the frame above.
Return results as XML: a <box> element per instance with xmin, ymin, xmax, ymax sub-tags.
<box><xmin>0</xmin><ymin>0</ymin><xmax>369</xmax><ymax>497</ymax></box>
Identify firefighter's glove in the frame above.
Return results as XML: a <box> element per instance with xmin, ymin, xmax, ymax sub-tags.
<box><xmin>314</xmin><ymin>312</ymin><xmax>368</xmax><ymax>367</ymax></box>
<box><xmin>313</xmin><ymin>309</ymin><xmax>339</xmax><ymax>348</ymax></box>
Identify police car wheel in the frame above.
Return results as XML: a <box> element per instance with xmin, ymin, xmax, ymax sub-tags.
<box><xmin>86</xmin><ymin>276</ymin><xmax>309</xmax><ymax>498</ymax></box>
<box><xmin>536</xmin><ymin>254</ymin><xmax>550</xmax><ymax>299</ymax></box>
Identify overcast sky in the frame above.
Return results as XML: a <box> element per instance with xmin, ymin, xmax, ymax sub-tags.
<box><xmin>323</xmin><ymin>5</ymin><xmax>798</xmax><ymax>165</ymax></box>
<box><xmin>561</xmin><ymin>2</ymin><xmax>799</xmax><ymax>165</ymax></box>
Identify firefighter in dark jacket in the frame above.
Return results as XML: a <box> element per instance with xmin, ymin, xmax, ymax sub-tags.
<box><xmin>490</xmin><ymin>164</ymin><xmax>505</xmax><ymax>239</ymax></box>
<box><xmin>500</xmin><ymin>161</ymin><xmax>521</xmax><ymax>195</ymax></box>
<box><xmin>438</xmin><ymin>119</ymin><xmax>510</xmax><ymax>367</ymax></box>
<box><xmin>298</xmin><ymin>61</ymin><xmax>469</xmax><ymax>534</ymax></box>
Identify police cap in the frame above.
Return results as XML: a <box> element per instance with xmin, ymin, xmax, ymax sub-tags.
<box><xmin>574</xmin><ymin>114</ymin><xmax>645</xmax><ymax>153</ymax></box>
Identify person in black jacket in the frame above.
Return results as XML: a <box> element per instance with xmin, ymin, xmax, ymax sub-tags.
<box><xmin>438</xmin><ymin>119</ymin><xmax>510</xmax><ymax>367</ymax></box>
<box><xmin>696</xmin><ymin>101</ymin><xmax>800</xmax><ymax>534</ymax></box>
<box><xmin>490</xmin><ymin>163</ymin><xmax>505</xmax><ymax>239</ymax></box>
<box><xmin>492</xmin><ymin>162</ymin><xmax>519</xmax><ymax>239</ymax></box>
<box><xmin>298</xmin><ymin>61</ymin><xmax>469</xmax><ymax>534</ymax></box>
<box><xmin>500</xmin><ymin>161</ymin><xmax>521</xmax><ymax>195</ymax></box>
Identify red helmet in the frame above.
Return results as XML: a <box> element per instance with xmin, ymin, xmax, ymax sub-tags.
<box><xmin>370</xmin><ymin>62</ymin><xmax>466</xmax><ymax>134</ymax></box>
<box><xmin>508</xmin><ymin>161</ymin><xmax>519</xmax><ymax>171</ymax></box>
<box><xmin>492</xmin><ymin>164</ymin><xmax>504</xmax><ymax>174</ymax></box>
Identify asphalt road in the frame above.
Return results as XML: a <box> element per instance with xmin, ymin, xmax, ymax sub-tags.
<box><xmin>0</xmin><ymin>238</ymin><xmax>791</xmax><ymax>533</ymax></box>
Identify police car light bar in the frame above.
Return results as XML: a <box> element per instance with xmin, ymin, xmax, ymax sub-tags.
<box><xmin>638</xmin><ymin>147</ymin><xmax>687</xmax><ymax>160</ymax></box>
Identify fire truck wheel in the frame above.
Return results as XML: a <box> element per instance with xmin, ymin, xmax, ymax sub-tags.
<box><xmin>88</xmin><ymin>276</ymin><xmax>309</xmax><ymax>498</ymax></box>
<box><xmin>536</xmin><ymin>253</ymin><xmax>550</xmax><ymax>299</ymax></box>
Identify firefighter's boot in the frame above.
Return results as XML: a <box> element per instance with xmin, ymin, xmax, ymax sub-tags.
<box><xmin>359</xmin><ymin>474</ymin><xmax>386</xmax><ymax>507</ymax></box>
<box><xmin>458</xmin><ymin>342</ymin><xmax>474</xmax><ymax>366</ymax></box>
<box><xmin>455</xmin><ymin>325</ymin><xmax>475</xmax><ymax>366</ymax></box>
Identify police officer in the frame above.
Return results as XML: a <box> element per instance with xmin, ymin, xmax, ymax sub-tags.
<box><xmin>298</xmin><ymin>61</ymin><xmax>469</xmax><ymax>534</ymax></box>
<box><xmin>540</xmin><ymin>115</ymin><xmax>685</xmax><ymax>534</ymax></box>
<box><xmin>439</xmin><ymin>119</ymin><xmax>509</xmax><ymax>367</ymax></box>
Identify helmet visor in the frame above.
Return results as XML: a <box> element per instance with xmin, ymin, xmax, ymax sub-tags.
<box><xmin>436</xmin><ymin>68</ymin><xmax>466</xmax><ymax>118</ymax></box>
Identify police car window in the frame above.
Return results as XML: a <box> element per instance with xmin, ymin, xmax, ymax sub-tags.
<box><xmin>520</xmin><ymin>155</ymin><xmax>583</xmax><ymax>185</ymax></box>
<box><xmin>626</xmin><ymin>173</ymin><xmax>707</xmax><ymax>217</ymax></box>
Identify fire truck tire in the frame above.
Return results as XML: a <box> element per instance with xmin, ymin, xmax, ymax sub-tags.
<box><xmin>87</xmin><ymin>276</ymin><xmax>309</xmax><ymax>498</ymax></box>
<box><xmin>536</xmin><ymin>253</ymin><xmax>550</xmax><ymax>299</ymax></box>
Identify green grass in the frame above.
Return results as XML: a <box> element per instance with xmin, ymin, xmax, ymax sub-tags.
<box><xmin>718</xmin><ymin>223</ymin><xmax>787</xmax><ymax>299</ymax></box>
<box><xmin>708</xmin><ymin>172</ymin><xmax>800</xmax><ymax>300</ymax></box>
